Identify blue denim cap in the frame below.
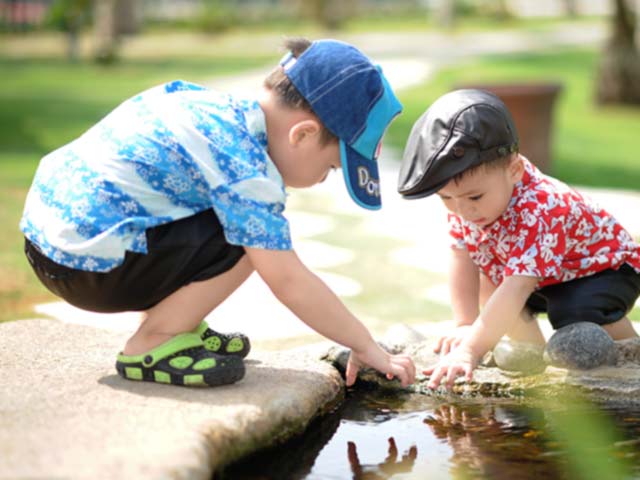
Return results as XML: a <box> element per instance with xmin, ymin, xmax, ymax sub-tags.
<box><xmin>280</xmin><ymin>40</ymin><xmax>403</xmax><ymax>210</ymax></box>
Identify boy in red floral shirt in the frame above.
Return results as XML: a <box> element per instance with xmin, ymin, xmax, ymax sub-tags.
<box><xmin>398</xmin><ymin>89</ymin><xmax>640</xmax><ymax>389</ymax></box>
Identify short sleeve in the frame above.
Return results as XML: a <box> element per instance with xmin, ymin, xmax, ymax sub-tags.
<box><xmin>504</xmin><ymin>203</ymin><xmax>566</xmax><ymax>279</ymax></box>
<box><xmin>448</xmin><ymin>213</ymin><xmax>467</xmax><ymax>250</ymax></box>
<box><xmin>212</xmin><ymin>185</ymin><xmax>292</xmax><ymax>251</ymax></box>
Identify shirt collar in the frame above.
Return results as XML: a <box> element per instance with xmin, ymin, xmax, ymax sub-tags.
<box><xmin>237</xmin><ymin>98</ymin><xmax>269</xmax><ymax>151</ymax></box>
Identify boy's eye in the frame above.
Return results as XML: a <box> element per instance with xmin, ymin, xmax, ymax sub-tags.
<box><xmin>469</xmin><ymin>194</ymin><xmax>483</xmax><ymax>201</ymax></box>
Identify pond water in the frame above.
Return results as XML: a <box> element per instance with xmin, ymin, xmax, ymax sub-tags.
<box><xmin>220</xmin><ymin>389</ymin><xmax>640</xmax><ymax>479</ymax></box>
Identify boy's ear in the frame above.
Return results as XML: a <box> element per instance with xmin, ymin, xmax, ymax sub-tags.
<box><xmin>508</xmin><ymin>153</ymin><xmax>525</xmax><ymax>182</ymax></box>
<box><xmin>289</xmin><ymin>119</ymin><xmax>321</xmax><ymax>146</ymax></box>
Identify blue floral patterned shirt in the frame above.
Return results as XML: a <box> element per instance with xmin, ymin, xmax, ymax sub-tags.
<box><xmin>20</xmin><ymin>80</ymin><xmax>292</xmax><ymax>272</ymax></box>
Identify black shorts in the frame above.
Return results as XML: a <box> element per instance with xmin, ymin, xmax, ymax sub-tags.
<box><xmin>25</xmin><ymin>209</ymin><xmax>245</xmax><ymax>313</ymax></box>
<box><xmin>525</xmin><ymin>264</ymin><xmax>640</xmax><ymax>329</ymax></box>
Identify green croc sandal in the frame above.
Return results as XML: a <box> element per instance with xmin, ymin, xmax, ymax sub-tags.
<box><xmin>115</xmin><ymin>333</ymin><xmax>245</xmax><ymax>387</ymax></box>
<box><xmin>195</xmin><ymin>321</ymin><xmax>251</xmax><ymax>358</ymax></box>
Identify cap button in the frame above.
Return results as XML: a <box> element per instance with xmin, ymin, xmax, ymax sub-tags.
<box><xmin>453</xmin><ymin>146</ymin><xmax>465</xmax><ymax>158</ymax></box>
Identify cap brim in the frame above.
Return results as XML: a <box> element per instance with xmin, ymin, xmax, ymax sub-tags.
<box><xmin>340</xmin><ymin>141</ymin><xmax>381</xmax><ymax>210</ymax></box>
<box><xmin>399</xmin><ymin>178</ymin><xmax>449</xmax><ymax>199</ymax></box>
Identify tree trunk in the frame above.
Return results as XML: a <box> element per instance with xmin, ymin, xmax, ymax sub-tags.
<box><xmin>93</xmin><ymin>0</ymin><xmax>117</xmax><ymax>63</ymax></box>
<box><xmin>596</xmin><ymin>0</ymin><xmax>640</xmax><ymax>105</ymax></box>
<box><xmin>67</xmin><ymin>27</ymin><xmax>80</xmax><ymax>62</ymax></box>
<box><xmin>302</xmin><ymin>0</ymin><xmax>348</xmax><ymax>30</ymax></box>
<box><xmin>437</xmin><ymin>0</ymin><xmax>455</xmax><ymax>29</ymax></box>
<box><xmin>114</xmin><ymin>0</ymin><xmax>142</xmax><ymax>35</ymax></box>
<box><xmin>563</xmin><ymin>0</ymin><xmax>578</xmax><ymax>17</ymax></box>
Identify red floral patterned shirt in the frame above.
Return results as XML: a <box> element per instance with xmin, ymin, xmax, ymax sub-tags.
<box><xmin>449</xmin><ymin>159</ymin><xmax>640</xmax><ymax>288</ymax></box>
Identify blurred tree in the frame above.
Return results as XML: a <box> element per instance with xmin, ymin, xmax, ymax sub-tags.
<box><xmin>492</xmin><ymin>0</ymin><xmax>511</xmax><ymax>20</ymax></box>
<box><xmin>437</xmin><ymin>0</ymin><xmax>455</xmax><ymax>29</ymax></box>
<box><xmin>596</xmin><ymin>0</ymin><xmax>640</xmax><ymax>104</ymax></box>
<box><xmin>48</xmin><ymin>0</ymin><xmax>92</xmax><ymax>62</ymax></box>
<box><xmin>198</xmin><ymin>0</ymin><xmax>237</xmax><ymax>33</ymax></box>
<box><xmin>94</xmin><ymin>0</ymin><xmax>117</xmax><ymax>63</ymax></box>
<box><xmin>563</xmin><ymin>0</ymin><xmax>578</xmax><ymax>17</ymax></box>
<box><xmin>297</xmin><ymin>0</ymin><xmax>354</xmax><ymax>29</ymax></box>
<box><xmin>93</xmin><ymin>0</ymin><xmax>141</xmax><ymax>64</ymax></box>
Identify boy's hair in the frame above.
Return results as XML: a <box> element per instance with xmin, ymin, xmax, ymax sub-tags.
<box><xmin>264</xmin><ymin>38</ymin><xmax>337</xmax><ymax>146</ymax></box>
<box><xmin>450</xmin><ymin>151</ymin><xmax>518</xmax><ymax>185</ymax></box>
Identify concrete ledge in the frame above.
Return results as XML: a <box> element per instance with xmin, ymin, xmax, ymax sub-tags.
<box><xmin>0</xmin><ymin>319</ymin><xmax>343</xmax><ymax>479</ymax></box>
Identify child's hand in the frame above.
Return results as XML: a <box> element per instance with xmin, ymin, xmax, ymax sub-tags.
<box><xmin>345</xmin><ymin>344</ymin><xmax>416</xmax><ymax>388</ymax></box>
<box><xmin>434</xmin><ymin>325</ymin><xmax>472</xmax><ymax>355</ymax></box>
<box><xmin>423</xmin><ymin>345</ymin><xmax>479</xmax><ymax>390</ymax></box>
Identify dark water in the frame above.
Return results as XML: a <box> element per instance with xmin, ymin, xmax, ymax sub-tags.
<box><xmin>219</xmin><ymin>389</ymin><xmax>640</xmax><ymax>479</ymax></box>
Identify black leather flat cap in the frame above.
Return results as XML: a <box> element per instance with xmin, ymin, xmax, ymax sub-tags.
<box><xmin>397</xmin><ymin>89</ymin><xmax>519</xmax><ymax>199</ymax></box>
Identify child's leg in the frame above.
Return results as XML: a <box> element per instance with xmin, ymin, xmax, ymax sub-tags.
<box><xmin>480</xmin><ymin>274</ymin><xmax>545</xmax><ymax>346</ymax></box>
<box><xmin>601</xmin><ymin>316</ymin><xmax>638</xmax><ymax>340</ymax></box>
<box><xmin>124</xmin><ymin>255</ymin><xmax>254</xmax><ymax>355</ymax></box>
<box><xmin>542</xmin><ymin>265</ymin><xmax>640</xmax><ymax>341</ymax></box>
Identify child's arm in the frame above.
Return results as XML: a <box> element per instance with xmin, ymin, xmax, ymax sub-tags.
<box><xmin>245</xmin><ymin>247</ymin><xmax>416</xmax><ymax>387</ymax></box>
<box><xmin>434</xmin><ymin>247</ymin><xmax>480</xmax><ymax>354</ymax></box>
<box><xmin>425</xmin><ymin>274</ymin><xmax>539</xmax><ymax>389</ymax></box>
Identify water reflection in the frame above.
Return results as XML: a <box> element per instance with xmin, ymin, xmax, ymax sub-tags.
<box><xmin>423</xmin><ymin>403</ymin><xmax>562</xmax><ymax>479</ymax></box>
<box><xmin>219</xmin><ymin>390</ymin><xmax>640</xmax><ymax>480</ymax></box>
<box><xmin>347</xmin><ymin>437</ymin><xmax>417</xmax><ymax>479</ymax></box>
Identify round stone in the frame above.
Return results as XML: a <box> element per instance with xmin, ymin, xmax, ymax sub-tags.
<box><xmin>543</xmin><ymin>322</ymin><xmax>617</xmax><ymax>370</ymax></box>
<box><xmin>492</xmin><ymin>338</ymin><xmax>545</xmax><ymax>374</ymax></box>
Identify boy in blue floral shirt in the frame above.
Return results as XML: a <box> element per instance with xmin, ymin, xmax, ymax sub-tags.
<box><xmin>21</xmin><ymin>38</ymin><xmax>415</xmax><ymax>388</ymax></box>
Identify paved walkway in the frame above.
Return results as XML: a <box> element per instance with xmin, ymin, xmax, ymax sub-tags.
<box><xmin>33</xmin><ymin>22</ymin><xmax>640</xmax><ymax>345</ymax></box>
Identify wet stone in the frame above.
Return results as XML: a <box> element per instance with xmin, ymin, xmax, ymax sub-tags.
<box><xmin>543</xmin><ymin>322</ymin><xmax>617</xmax><ymax>370</ymax></box>
<box><xmin>492</xmin><ymin>338</ymin><xmax>545</xmax><ymax>374</ymax></box>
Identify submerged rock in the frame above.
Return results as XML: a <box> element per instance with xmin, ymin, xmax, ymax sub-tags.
<box><xmin>543</xmin><ymin>322</ymin><xmax>617</xmax><ymax>370</ymax></box>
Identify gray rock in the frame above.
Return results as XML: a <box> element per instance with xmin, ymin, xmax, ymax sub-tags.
<box><xmin>614</xmin><ymin>337</ymin><xmax>640</xmax><ymax>365</ymax></box>
<box><xmin>322</xmin><ymin>342</ymin><xmax>406</xmax><ymax>389</ymax></box>
<box><xmin>492</xmin><ymin>338</ymin><xmax>545</xmax><ymax>374</ymax></box>
<box><xmin>0</xmin><ymin>319</ymin><xmax>343</xmax><ymax>480</ymax></box>
<box><xmin>543</xmin><ymin>322</ymin><xmax>617</xmax><ymax>370</ymax></box>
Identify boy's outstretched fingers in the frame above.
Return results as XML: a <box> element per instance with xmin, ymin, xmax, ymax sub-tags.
<box><xmin>424</xmin><ymin>364</ymin><xmax>473</xmax><ymax>390</ymax></box>
<box><xmin>387</xmin><ymin>354</ymin><xmax>416</xmax><ymax>387</ymax></box>
<box><xmin>345</xmin><ymin>356</ymin><xmax>360</xmax><ymax>386</ymax></box>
